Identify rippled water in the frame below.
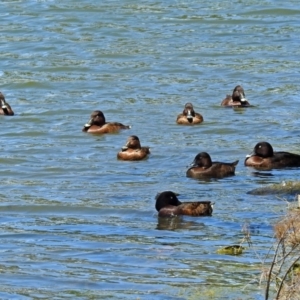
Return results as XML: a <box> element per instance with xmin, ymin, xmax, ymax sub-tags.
<box><xmin>1</xmin><ymin>0</ymin><xmax>300</xmax><ymax>299</ymax></box>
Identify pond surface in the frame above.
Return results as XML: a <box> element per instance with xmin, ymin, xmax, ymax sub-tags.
<box><xmin>1</xmin><ymin>0</ymin><xmax>300</xmax><ymax>299</ymax></box>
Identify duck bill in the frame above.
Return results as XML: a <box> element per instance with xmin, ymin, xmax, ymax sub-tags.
<box><xmin>188</xmin><ymin>159</ymin><xmax>197</xmax><ymax>168</ymax></box>
<box><xmin>245</xmin><ymin>151</ymin><xmax>255</xmax><ymax>158</ymax></box>
<box><xmin>84</xmin><ymin>118</ymin><xmax>93</xmax><ymax>128</ymax></box>
<box><xmin>240</xmin><ymin>95</ymin><xmax>247</xmax><ymax>103</ymax></box>
<box><xmin>0</xmin><ymin>99</ymin><xmax>7</xmax><ymax>109</ymax></box>
<box><xmin>187</xmin><ymin>110</ymin><xmax>193</xmax><ymax>122</ymax></box>
<box><xmin>121</xmin><ymin>140</ymin><xmax>131</xmax><ymax>151</ymax></box>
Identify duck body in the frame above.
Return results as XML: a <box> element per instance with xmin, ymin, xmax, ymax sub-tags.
<box><xmin>117</xmin><ymin>135</ymin><xmax>150</xmax><ymax>161</ymax></box>
<box><xmin>155</xmin><ymin>191</ymin><xmax>213</xmax><ymax>217</ymax></box>
<box><xmin>245</xmin><ymin>141</ymin><xmax>300</xmax><ymax>170</ymax></box>
<box><xmin>221</xmin><ymin>85</ymin><xmax>251</xmax><ymax>107</ymax></box>
<box><xmin>82</xmin><ymin>110</ymin><xmax>130</xmax><ymax>134</ymax></box>
<box><xmin>186</xmin><ymin>152</ymin><xmax>239</xmax><ymax>179</ymax></box>
<box><xmin>176</xmin><ymin>103</ymin><xmax>203</xmax><ymax>125</ymax></box>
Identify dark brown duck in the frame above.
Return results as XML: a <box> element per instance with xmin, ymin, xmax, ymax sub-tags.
<box><xmin>155</xmin><ymin>191</ymin><xmax>213</xmax><ymax>217</ymax></box>
<box><xmin>245</xmin><ymin>141</ymin><xmax>300</xmax><ymax>170</ymax></box>
<box><xmin>221</xmin><ymin>85</ymin><xmax>251</xmax><ymax>107</ymax></box>
<box><xmin>0</xmin><ymin>92</ymin><xmax>14</xmax><ymax>116</ymax></box>
<box><xmin>186</xmin><ymin>152</ymin><xmax>239</xmax><ymax>179</ymax></box>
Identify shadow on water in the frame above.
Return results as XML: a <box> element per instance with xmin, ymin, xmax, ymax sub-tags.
<box><xmin>251</xmin><ymin>171</ymin><xmax>274</xmax><ymax>177</ymax></box>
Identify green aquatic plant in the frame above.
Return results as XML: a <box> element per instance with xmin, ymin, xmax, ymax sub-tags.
<box><xmin>216</xmin><ymin>245</ymin><xmax>244</xmax><ymax>255</ymax></box>
<box><xmin>177</xmin><ymin>285</ymin><xmax>243</xmax><ymax>300</ymax></box>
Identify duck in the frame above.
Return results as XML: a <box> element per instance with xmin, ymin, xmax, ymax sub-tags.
<box><xmin>82</xmin><ymin>110</ymin><xmax>131</xmax><ymax>133</ymax></box>
<box><xmin>155</xmin><ymin>191</ymin><xmax>213</xmax><ymax>217</ymax></box>
<box><xmin>117</xmin><ymin>135</ymin><xmax>150</xmax><ymax>161</ymax></box>
<box><xmin>244</xmin><ymin>141</ymin><xmax>300</xmax><ymax>170</ymax></box>
<box><xmin>0</xmin><ymin>92</ymin><xmax>14</xmax><ymax>115</ymax></box>
<box><xmin>221</xmin><ymin>85</ymin><xmax>251</xmax><ymax>107</ymax></box>
<box><xmin>176</xmin><ymin>103</ymin><xmax>203</xmax><ymax>125</ymax></box>
<box><xmin>186</xmin><ymin>152</ymin><xmax>239</xmax><ymax>179</ymax></box>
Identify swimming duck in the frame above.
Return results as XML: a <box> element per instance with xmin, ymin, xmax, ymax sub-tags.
<box><xmin>245</xmin><ymin>141</ymin><xmax>300</xmax><ymax>169</ymax></box>
<box><xmin>176</xmin><ymin>103</ymin><xmax>203</xmax><ymax>125</ymax></box>
<box><xmin>82</xmin><ymin>110</ymin><xmax>131</xmax><ymax>133</ymax></box>
<box><xmin>0</xmin><ymin>92</ymin><xmax>14</xmax><ymax>115</ymax></box>
<box><xmin>186</xmin><ymin>152</ymin><xmax>239</xmax><ymax>179</ymax></box>
<box><xmin>155</xmin><ymin>191</ymin><xmax>213</xmax><ymax>217</ymax></box>
<box><xmin>117</xmin><ymin>135</ymin><xmax>150</xmax><ymax>161</ymax></box>
<box><xmin>221</xmin><ymin>85</ymin><xmax>251</xmax><ymax>107</ymax></box>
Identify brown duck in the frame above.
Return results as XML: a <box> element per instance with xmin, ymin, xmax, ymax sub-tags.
<box><xmin>186</xmin><ymin>152</ymin><xmax>239</xmax><ymax>179</ymax></box>
<box><xmin>117</xmin><ymin>135</ymin><xmax>150</xmax><ymax>161</ymax></box>
<box><xmin>245</xmin><ymin>141</ymin><xmax>300</xmax><ymax>170</ymax></box>
<box><xmin>0</xmin><ymin>92</ymin><xmax>14</xmax><ymax>116</ymax></box>
<box><xmin>221</xmin><ymin>85</ymin><xmax>251</xmax><ymax>107</ymax></box>
<box><xmin>176</xmin><ymin>103</ymin><xmax>203</xmax><ymax>125</ymax></box>
<box><xmin>82</xmin><ymin>110</ymin><xmax>131</xmax><ymax>134</ymax></box>
<box><xmin>155</xmin><ymin>191</ymin><xmax>213</xmax><ymax>217</ymax></box>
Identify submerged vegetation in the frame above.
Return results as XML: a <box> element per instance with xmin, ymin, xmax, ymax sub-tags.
<box><xmin>248</xmin><ymin>181</ymin><xmax>300</xmax><ymax>196</ymax></box>
<box><xmin>216</xmin><ymin>245</ymin><xmax>245</xmax><ymax>255</ymax></box>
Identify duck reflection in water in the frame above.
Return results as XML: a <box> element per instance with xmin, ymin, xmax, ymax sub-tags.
<box><xmin>156</xmin><ymin>217</ymin><xmax>205</xmax><ymax>231</ymax></box>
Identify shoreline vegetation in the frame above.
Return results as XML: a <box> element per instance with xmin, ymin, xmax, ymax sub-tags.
<box><xmin>222</xmin><ymin>181</ymin><xmax>300</xmax><ymax>300</ymax></box>
<box><xmin>247</xmin><ymin>181</ymin><xmax>300</xmax><ymax>299</ymax></box>
<box><xmin>264</xmin><ymin>201</ymin><xmax>300</xmax><ymax>300</ymax></box>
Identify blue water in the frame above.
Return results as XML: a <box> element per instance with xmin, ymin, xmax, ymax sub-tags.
<box><xmin>1</xmin><ymin>0</ymin><xmax>300</xmax><ymax>299</ymax></box>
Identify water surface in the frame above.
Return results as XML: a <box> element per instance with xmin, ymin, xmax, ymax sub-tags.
<box><xmin>1</xmin><ymin>0</ymin><xmax>300</xmax><ymax>299</ymax></box>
